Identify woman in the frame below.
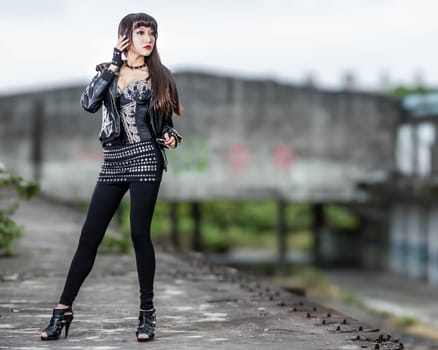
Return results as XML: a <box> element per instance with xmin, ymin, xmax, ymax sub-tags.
<box><xmin>40</xmin><ymin>12</ymin><xmax>182</xmax><ymax>342</ymax></box>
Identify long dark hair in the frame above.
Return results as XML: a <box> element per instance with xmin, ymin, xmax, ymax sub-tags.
<box><xmin>118</xmin><ymin>13</ymin><xmax>181</xmax><ymax>116</ymax></box>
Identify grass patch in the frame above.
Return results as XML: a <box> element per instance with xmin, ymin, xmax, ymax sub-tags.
<box><xmin>392</xmin><ymin>315</ymin><xmax>418</xmax><ymax>327</ymax></box>
<box><xmin>339</xmin><ymin>290</ymin><xmax>367</xmax><ymax>309</ymax></box>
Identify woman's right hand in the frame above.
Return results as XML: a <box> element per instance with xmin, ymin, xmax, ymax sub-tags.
<box><xmin>110</xmin><ymin>35</ymin><xmax>130</xmax><ymax>70</ymax></box>
<box><xmin>116</xmin><ymin>34</ymin><xmax>130</xmax><ymax>52</ymax></box>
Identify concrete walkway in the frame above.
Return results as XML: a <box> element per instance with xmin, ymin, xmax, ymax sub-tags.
<box><xmin>0</xmin><ymin>195</ymin><xmax>402</xmax><ymax>349</ymax></box>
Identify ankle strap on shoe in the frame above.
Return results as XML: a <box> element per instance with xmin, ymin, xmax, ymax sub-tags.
<box><xmin>53</xmin><ymin>306</ymin><xmax>73</xmax><ymax>313</ymax></box>
<box><xmin>139</xmin><ymin>308</ymin><xmax>155</xmax><ymax>313</ymax></box>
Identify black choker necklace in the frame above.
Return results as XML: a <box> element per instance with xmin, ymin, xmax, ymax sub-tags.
<box><xmin>125</xmin><ymin>61</ymin><xmax>147</xmax><ymax>70</ymax></box>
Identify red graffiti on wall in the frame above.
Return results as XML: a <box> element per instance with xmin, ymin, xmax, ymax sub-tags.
<box><xmin>226</xmin><ymin>143</ymin><xmax>252</xmax><ymax>173</ymax></box>
<box><xmin>272</xmin><ymin>143</ymin><xmax>294</xmax><ymax>170</ymax></box>
<box><xmin>73</xmin><ymin>152</ymin><xmax>102</xmax><ymax>161</ymax></box>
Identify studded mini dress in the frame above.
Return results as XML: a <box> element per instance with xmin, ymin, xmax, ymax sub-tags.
<box><xmin>97</xmin><ymin>77</ymin><xmax>164</xmax><ymax>184</ymax></box>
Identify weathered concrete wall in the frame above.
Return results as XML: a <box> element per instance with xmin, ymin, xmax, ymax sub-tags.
<box><xmin>0</xmin><ymin>71</ymin><xmax>400</xmax><ymax>201</ymax></box>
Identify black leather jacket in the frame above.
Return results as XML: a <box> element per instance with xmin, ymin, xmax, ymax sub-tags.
<box><xmin>80</xmin><ymin>62</ymin><xmax>181</xmax><ymax>171</ymax></box>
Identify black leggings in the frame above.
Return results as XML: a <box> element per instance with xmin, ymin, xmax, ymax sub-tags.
<box><xmin>59</xmin><ymin>181</ymin><xmax>160</xmax><ymax>310</ymax></box>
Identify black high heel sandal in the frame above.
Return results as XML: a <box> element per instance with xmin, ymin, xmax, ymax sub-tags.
<box><xmin>40</xmin><ymin>307</ymin><xmax>74</xmax><ymax>341</ymax></box>
<box><xmin>136</xmin><ymin>308</ymin><xmax>156</xmax><ymax>342</ymax></box>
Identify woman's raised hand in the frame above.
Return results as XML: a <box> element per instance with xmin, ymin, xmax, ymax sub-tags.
<box><xmin>116</xmin><ymin>34</ymin><xmax>130</xmax><ymax>52</ymax></box>
<box><xmin>110</xmin><ymin>35</ymin><xmax>130</xmax><ymax>70</ymax></box>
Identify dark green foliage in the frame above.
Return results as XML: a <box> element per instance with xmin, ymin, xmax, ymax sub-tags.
<box><xmin>389</xmin><ymin>85</ymin><xmax>437</xmax><ymax>99</ymax></box>
<box><xmin>324</xmin><ymin>204</ymin><xmax>359</xmax><ymax>230</ymax></box>
<box><xmin>0</xmin><ymin>164</ymin><xmax>40</xmax><ymax>256</ymax></box>
<box><xmin>0</xmin><ymin>202</ymin><xmax>22</xmax><ymax>256</ymax></box>
<box><xmin>0</xmin><ymin>175</ymin><xmax>40</xmax><ymax>199</ymax></box>
<box><xmin>97</xmin><ymin>199</ymin><xmax>359</xmax><ymax>254</ymax></box>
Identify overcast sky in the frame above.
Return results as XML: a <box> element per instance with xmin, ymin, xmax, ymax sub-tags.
<box><xmin>0</xmin><ymin>0</ymin><xmax>437</xmax><ymax>94</ymax></box>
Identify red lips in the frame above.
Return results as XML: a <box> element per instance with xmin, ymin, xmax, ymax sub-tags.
<box><xmin>144</xmin><ymin>45</ymin><xmax>152</xmax><ymax>50</ymax></box>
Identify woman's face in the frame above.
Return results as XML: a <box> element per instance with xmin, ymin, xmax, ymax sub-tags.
<box><xmin>128</xmin><ymin>25</ymin><xmax>156</xmax><ymax>57</ymax></box>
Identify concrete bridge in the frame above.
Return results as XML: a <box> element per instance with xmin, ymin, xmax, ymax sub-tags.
<box><xmin>0</xmin><ymin>71</ymin><xmax>399</xmax><ymax>202</ymax></box>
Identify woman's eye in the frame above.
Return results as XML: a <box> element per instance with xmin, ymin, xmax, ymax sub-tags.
<box><xmin>134</xmin><ymin>29</ymin><xmax>156</xmax><ymax>38</ymax></box>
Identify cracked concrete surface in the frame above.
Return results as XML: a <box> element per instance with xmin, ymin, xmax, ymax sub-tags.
<box><xmin>0</xmin><ymin>195</ymin><xmax>403</xmax><ymax>349</ymax></box>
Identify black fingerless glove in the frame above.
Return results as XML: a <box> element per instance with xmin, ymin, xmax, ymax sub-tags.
<box><xmin>111</xmin><ymin>47</ymin><xmax>123</xmax><ymax>67</ymax></box>
<box><xmin>169</xmin><ymin>128</ymin><xmax>182</xmax><ymax>144</ymax></box>
<box><xmin>166</xmin><ymin>128</ymin><xmax>183</xmax><ymax>148</ymax></box>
